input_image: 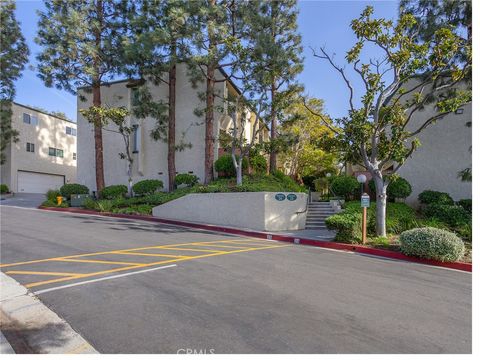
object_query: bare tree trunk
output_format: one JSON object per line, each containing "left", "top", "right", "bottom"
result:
{"left": 127, "top": 161, "right": 133, "bottom": 197}
{"left": 373, "top": 173, "right": 387, "bottom": 237}
{"left": 269, "top": 82, "right": 277, "bottom": 172}
{"left": 168, "top": 56, "right": 176, "bottom": 192}
{"left": 204, "top": 63, "right": 215, "bottom": 184}
{"left": 235, "top": 155, "right": 243, "bottom": 186}
{"left": 92, "top": 85, "right": 105, "bottom": 192}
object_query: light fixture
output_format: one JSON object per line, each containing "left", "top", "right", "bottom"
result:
{"left": 356, "top": 174, "right": 367, "bottom": 184}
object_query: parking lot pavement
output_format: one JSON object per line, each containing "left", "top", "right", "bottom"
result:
{"left": 0, "top": 193, "right": 45, "bottom": 208}
{"left": 0, "top": 206, "right": 472, "bottom": 354}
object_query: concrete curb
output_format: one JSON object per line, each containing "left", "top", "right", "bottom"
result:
{"left": 0, "top": 272, "right": 98, "bottom": 354}
{"left": 39, "top": 206, "right": 472, "bottom": 272}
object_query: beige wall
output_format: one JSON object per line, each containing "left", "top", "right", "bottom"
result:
{"left": 0, "top": 103, "right": 77, "bottom": 192}
{"left": 77, "top": 64, "right": 242, "bottom": 191}
{"left": 152, "top": 192, "right": 307, "bottom": 231}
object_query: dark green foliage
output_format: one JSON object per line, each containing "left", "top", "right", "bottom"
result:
{"left": 214, "top": 155, "right": 248, "bottom": 178}
{"left": 100, "top": 185, "right": 128, "bottom": 199}
{"left": 302, "top": 175, "right": 316, "bottom": 190}
{"left": 132, "top": 179, "right": 163, "bottom": 196}
{"left": 399, "top": 227, "right": 465, "bottom": 262}
{"left": 45, "top": 189, "right": 61, "bottom": 201}
{"left": 60, "top": 183, "right": 89, "bottom": 200}
{"left": 330, "top": 176, "right": 358, "bottom": 199}
{"left": 326, "top": 201, "right": 417, "bottom": 243}
{"left": 248, "top": 154, "right": 267, "bottom": 175}
{"left": 175, "top": 173, "right": 199, "bottom": 187}
{"left": 418, "top": 190, "right": 454, "bottom": 205}
{"left": 424, "top": 204, "right": 470, "bottom": 227}
{"left": 0, "top": 184, "right": 9, "bottom": 194}
{"left": 41, "top": 199, "right": 68, "bottom": 208}
{"left": 387, "top": 177, "right": 412, "bottom": 199}
{"left": 112, "top": 204, "right": 153, "bottom": 216}
{"left": 457, "top": 199, "right": 472, "bottom": 214}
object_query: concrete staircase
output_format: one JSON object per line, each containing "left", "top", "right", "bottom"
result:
{"left": 305, "top": 202, "right": 336, "bottom": 230}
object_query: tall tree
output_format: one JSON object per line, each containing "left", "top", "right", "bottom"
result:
{"left": 247, "top": 0, "right": 303, "bottom": 172}
{"left": 36, "top": 0, "right": 125, "bottom": 192}
{"left": 0, "top": 0, "right": 29, "bottom": 164}
{"left": 310, "top": 6, "right": 471, "bottom": 236}
{"left": 122, "top": 0, "right": 193, "bottom": 191}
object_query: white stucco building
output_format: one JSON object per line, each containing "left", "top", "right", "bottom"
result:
{"left": 77, "top": 64, "right": 268, "bottom": 192}
{"left": 0, "top": 102, "right": 77, "bottom": 193}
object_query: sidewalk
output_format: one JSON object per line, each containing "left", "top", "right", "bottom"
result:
{"left": 0, "top": 331, "right": 14, "bottom": 354}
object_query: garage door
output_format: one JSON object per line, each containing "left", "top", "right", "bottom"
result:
{"left": 17, "top": 171, "right": 65, "bottom": 193}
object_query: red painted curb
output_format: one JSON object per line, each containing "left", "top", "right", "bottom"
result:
{"left": 39, "top": 206, "right": 472, "bottom": 272}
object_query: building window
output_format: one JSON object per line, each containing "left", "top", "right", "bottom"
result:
{"left": 23, "top": 113, "right": 38, "bottom": 125}
{"left": 73, "top": 152, "right": 77, "bottom": 160}
{"left": 49, "top": 147, "right": 63, "bottom": 158}
{"left": 26, "top": 142, "right": 35, "bottom": 153}
{"left": 66, "top": 126, "right": 77, "bottom": 136}
{"left": 23, "top": 113, "right": 30, "bottom": 124}
{"left": 132, "top": 124, "right": 140, "bottom": 153}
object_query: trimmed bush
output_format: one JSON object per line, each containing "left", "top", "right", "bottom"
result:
{"left": 387, "top": 177, "right": 412, "bottom": 199}
{"left": 325, "top": 212, "right": 362, "bottom": 244}
{"left": 0, "top": 184, "right": 9, "bottom": 194}
{"left": 60, "top": 183, "right": 89, "bottom": 200}
{"left": 132, "top": 179, "right": 163, "bottom": 196}
{"left": 399, "top": 227, "right": 464, "bottom": 262}
{"left": 46, "top": 189, "right": 61, "bottom": 202}
{"left": 41, "top": 199, "right": 69, "bottom": 208}
{"left": 175, "top": 173, "right": 199, "bottom": 187}
{"left": 424, "top": 204, "right": 470, "bottom": 227}
{"left": 100, "top": 185, "right": 128, "bottom": 199}
{"left": 418, "top": 190, "right": 454, "bottom": 205}
{"left": 330, "top": 176, "right": 358, "bottom": 199}
{"left": 248, "top": 154, "right": 267, "bottom": 174}
{"left": 457, "top": 199, "right": 472, "bottom": 214}
{"left": 214, "top": 154, "right": 248, "bottom": 178}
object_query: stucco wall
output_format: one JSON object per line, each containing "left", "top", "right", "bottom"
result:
{"left": 152, "top": 192, "right": 307, "bottom": 231}
{"left": 1, "top": 103, "right": 77, "bottom": 192}
{"left": 77, "top": 63, "right": 226, "bottom": 192}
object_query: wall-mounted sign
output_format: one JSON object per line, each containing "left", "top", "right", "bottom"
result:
{"left": 361, "top": 194, "right": 370, "bottom": 208}
{"left": 287, "top": 194, "right": 297, "bottom": 201}
{"left": 275, "top": 193, "right": 286, "bottom": 201}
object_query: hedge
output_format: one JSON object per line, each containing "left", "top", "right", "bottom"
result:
{"left": 1, "top": 184, "right": 9, "bottom": 194}
{"left": 330, "top": 176, "right": 358, "bottom": 199}
{"left": 457, "top": 199, "right": 472, "bottom": 214}
{"left": 399, "top": 227, "right": 465, "bottom": 262}
{"left": 387, "top": 177, "right": 412, "bottom": 199}
{"left": 423, "top": 204, "right": 470, "bottom": 227}
{"left": 418, "top": 190, "right": 454, "bottom": 205}
{"left": 132, "top": 179, "right": 163, "bottom": 196}
{"left": 60, "top": 183, "right": 89, "bottom": 200}
{"left": 100, "top": 185, "right": 128, "bottom": 199}
{"left": 175, "top": 173, "right": 199, "bottom": 187}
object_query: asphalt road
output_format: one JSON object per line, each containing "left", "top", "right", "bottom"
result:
{"left": 0, "top": 205, "right": 472, "bottom": 354}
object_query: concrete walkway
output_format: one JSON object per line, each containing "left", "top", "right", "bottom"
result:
{"left": 0, "top": 193, "right": 45, "bottom": 208}
{"left": 272, "top": 228, "right": 336, "bottom": 241}
{"left": 0, "top": 331, "right": 14, "bottom": 354}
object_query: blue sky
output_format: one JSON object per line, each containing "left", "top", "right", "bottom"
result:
{"left": 13, "top": 0, "right": 399, "bottom": 122}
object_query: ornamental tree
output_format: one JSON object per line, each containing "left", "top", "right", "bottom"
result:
{"left": 36, "top": 0, "right": 126, "bottom": 192}
{"left": 309, "top": 6, "right": 471, "bottom": 236}
{"left": 0, "top": 0, "right": 29, "bottom": 164}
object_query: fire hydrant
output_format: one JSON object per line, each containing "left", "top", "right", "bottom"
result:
{"left": 56, "top": 196, "right": 63, "bottom": 206}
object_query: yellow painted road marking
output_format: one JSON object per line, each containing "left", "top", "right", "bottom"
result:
{"left": 113, "top": 251, "right": 190, "bottom": 259}
{"left": 23, "top": 243, "right": 290, "bottom": 288}
{"left": 187, "top": 243, "right": 253, "bottom": 249}
{"left": 160, "top": 247, "right": 223, "bottom": 253}
{"left": 55, "top": 258, "right": 144, "bottom": 266}
{"left": 5, "top": 270, "right": 83, "bottom": 277}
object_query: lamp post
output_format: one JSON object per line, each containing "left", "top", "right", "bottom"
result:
{"left": 356, "top": 174, "right": 368, "bottom": 244}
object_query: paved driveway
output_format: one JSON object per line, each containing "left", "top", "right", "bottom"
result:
{"left": 0, "top": 206, "right": 472, "bottom": 354}
{"left": 0, "top": 193, "right": 45, "bottom": 208}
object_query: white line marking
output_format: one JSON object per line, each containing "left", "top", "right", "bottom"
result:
{"left": 33, "top": 264, "right": 177, "bottom": 295}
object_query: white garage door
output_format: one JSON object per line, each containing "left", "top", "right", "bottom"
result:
{"left": 17, "top": 171, "right": 65, "bottom": 194}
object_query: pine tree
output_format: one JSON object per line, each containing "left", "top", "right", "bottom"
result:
{"left": 122, "top": 0, "right": 193, "bottom": 191}
{"left": 247, "top": 0, "right": 303, "bottom": 173}
{"left": 36, "top": 0, "right": 125, "bottom": 192}
{"left": 0, "top": 0, "right": 29, "bottom": 164}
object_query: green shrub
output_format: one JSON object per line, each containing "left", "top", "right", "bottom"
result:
{"left": 325, "top": 212, "right": 362, "bottom": 244}
{"left": 41, "top": 199, "right": 68, "bottom": 208}
{"left": 424, "top": 204, "right": 470, "bottom": 227}
{"left": 83, "top": 197, "right": 98, "bottom": 210}
{"left": 100, "top": 185, "right": 128, "bottom": 199}
{"left": 457, "top": 199, "right": 472, "bottom": 214}
{"left": 95, "top": 199, "right": 113, "bottom": 212}
{"left": 418, "top": 190, "right": 454, "bottom": 205}
{"left": 132, "top": 179, "right": 163, "bottom": 196}
{"left": 112, "top": 204, "right": 152, "bottom": 215}
{"left": 399, "top": 227, "right": 465, "bottom": 262}
{"left": 214, "top": 154, "right": 247, "bottom": 178}
{"left": 248, "top": 154, "right": 267, "bottom": 174}
{"left": 46, "top": 189, "right": 61, "bottom": 202}
{"left": 387, "top": 177, "right": 412, "bottom": 199}
{"left": 0, "top": 184, "right": 9, "bottom": 194}
{"left": 455, "top": 223, "right": 472, "bottom": 242}
{"left": 175, "top": 173, "right": 199, "bottom": 187}
{"left": 330, "top": 176, "right": 358, "bottom": 199}
{"left": 60, "top": 183, "right": 89, "bottom": 200}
